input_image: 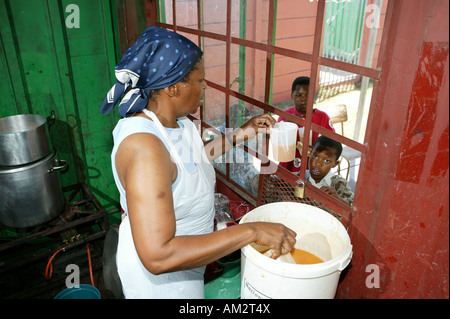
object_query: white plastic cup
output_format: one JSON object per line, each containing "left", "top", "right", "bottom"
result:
{"left": 269, "top": 122, "right": 298, "bottom": 162}
{"left": 240, "top": 202, "right": 352, "bottom": 299}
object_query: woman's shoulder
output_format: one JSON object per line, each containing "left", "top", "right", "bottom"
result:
{"left": 114, "top": 117, "right": 160, "bottom": 136}
{"left": 113, "top": 117, "right": 163, "bottom": 146}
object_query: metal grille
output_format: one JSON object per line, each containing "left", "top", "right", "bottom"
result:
{"left": 257, "top": 172, "right": 348, "bottom": 228}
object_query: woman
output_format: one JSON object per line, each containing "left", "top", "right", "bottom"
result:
{"left": 100, "top": 26, "right": 296, "bottom": 298}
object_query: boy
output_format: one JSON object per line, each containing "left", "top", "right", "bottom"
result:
{"left": 277, "top": 76, "right": 335, "bottom": 173}
{"left": 306, "top": 135, "right": 354, "bottom": 205}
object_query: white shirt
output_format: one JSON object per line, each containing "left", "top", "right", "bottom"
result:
{"left": 305, "top": 169, "right": 335, "bottom": 189}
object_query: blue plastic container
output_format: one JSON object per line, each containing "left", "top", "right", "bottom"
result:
{"left": 54, "top": 284, "right": 101, "bottom": 299}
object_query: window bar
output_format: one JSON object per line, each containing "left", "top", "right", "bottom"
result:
{"left": 264, "top": 0, "right": 276, "bottom": 105}
{"left": 157, "top": 0, "right": 166, "bottom": 23}
{"left": 298, "top": 0, "right": 327, "bottom": 182}
{"left": 362, "top": 0, "right": 394, "bottom": 147}
{"left": 225, "top": 0, "right": 233, "bottom": 181}
{"left": 259, "top": 0, "right": 276, "bottom": 169}
{"left": 197, "top": 0, "right": 204, "bottom": 124}
{"left": 172, "top": 0, "right": 177, "bottom": 32}
{"left": 235, "top": 0, "right": 247, "bottom": 128}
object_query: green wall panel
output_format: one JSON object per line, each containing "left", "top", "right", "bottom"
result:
{"left": 0, "top": 0, "right": 121, "bottom": 211}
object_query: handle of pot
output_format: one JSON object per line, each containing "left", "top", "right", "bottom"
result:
{"left": 48, "top": 159, "right": 68, "bottom": 173}
{"left": 47, "top": 110, "right": 56, "bottom": 127}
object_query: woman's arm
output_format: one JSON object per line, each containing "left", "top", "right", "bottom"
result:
{"left": 116, "top": 132, "right": 296, "bottom": 275}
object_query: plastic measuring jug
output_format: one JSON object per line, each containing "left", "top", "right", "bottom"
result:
{"left": 269, "top": 122, "right": 298, "bottom": 162}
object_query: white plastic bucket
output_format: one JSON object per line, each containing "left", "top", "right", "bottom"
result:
{"left": 240, "top": 202, "right": 352, "bottom": 299}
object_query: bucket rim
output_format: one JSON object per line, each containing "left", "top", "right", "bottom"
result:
{"left": 241, "top": 242, "right": 352, "bottom": 279}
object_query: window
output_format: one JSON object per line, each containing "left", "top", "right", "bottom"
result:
{"left": 155, "top": 0, "right": 391, "bottom": 219}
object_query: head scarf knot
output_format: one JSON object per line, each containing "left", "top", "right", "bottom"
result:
{"left": 100, "top": 26, "right": 202, "bottom": 117}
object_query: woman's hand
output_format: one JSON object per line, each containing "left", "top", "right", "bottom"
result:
{"left": 234, "top": 113, "right": 276, "bottom": 144}
{"left": 204, "top": 113, "right": 276, "bottom": 161}
{"left": 249, "top": 222, "right": 297, "bottom": 259}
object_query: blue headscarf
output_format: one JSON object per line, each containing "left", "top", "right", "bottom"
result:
{"left": 100, "top": 26, "right": 203, "bottom": 117}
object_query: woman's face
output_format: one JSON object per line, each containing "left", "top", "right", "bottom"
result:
{"left": 176, "top": 59, "right": 207, "bottom": 116}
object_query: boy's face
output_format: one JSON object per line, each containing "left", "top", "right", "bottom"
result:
{"left": 292, "top": 84, "right": 309, "bottom": 115}
{"left": 309, "top": 146, "right": 339, "bottom": 183}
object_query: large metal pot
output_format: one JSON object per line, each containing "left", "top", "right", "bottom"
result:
{"left": 0, "top": 112, "right": 55, "bottom": 166}
{"left": 0, "top": 150, "right": 67, "bottom": 228}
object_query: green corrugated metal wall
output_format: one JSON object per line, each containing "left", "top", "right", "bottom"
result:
{"left": 322, "top": 0, "right": 367, "bottom": 63}
{"left": 0, "top": 0, "right": 121, "bottom": 213}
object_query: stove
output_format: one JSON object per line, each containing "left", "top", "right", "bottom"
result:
{"left": 0, "top": 182, "right": 110, "bottom": 298}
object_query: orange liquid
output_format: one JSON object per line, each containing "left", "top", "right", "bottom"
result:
{"left": 272, "top": 143, "right": 296, "bottom": 162}
{"left": 290, "top": 248, "right": 323, "bottom": 264}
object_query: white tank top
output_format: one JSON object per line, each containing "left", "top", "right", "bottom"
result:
{"left": 111, "top": 111, "right": 215, "bottom": 298}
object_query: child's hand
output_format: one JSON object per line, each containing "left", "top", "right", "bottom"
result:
{"left": 320, "top": 186, "right": 350, "bottom": 205}
{"left": 320, "top": 186, "right": 340, "bottom": 200}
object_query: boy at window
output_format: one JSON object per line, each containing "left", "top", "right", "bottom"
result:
{"left": 277, "top": 76, "right": 335, "bottom": 173}
{"left": 306, "top": 135, "right": 354, "bottom": 206}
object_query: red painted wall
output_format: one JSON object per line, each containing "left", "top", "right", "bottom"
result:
{"left": 337, "top": 0, "right": 449, "bottom": 298}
